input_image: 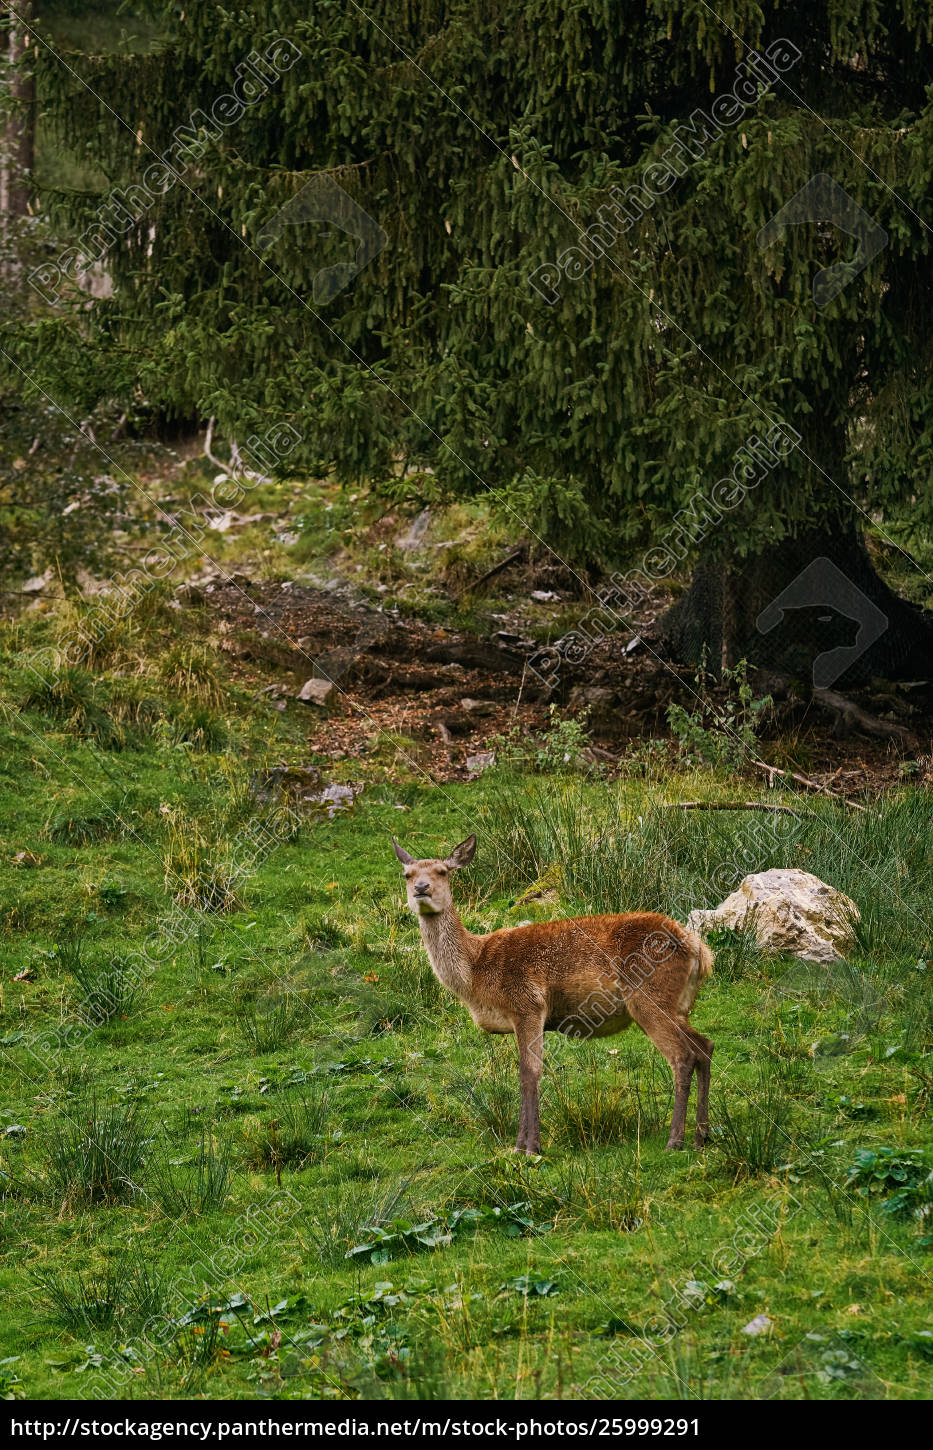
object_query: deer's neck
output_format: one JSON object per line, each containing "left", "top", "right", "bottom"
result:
{"left": 417, "top": 908, "right": 477, "bottom": 1000}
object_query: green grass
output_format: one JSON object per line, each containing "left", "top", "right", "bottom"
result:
{"left": 1, "top": 626, "right": 931, "bottom": 1400}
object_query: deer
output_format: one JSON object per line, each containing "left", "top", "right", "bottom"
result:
{"left": 392, "top": 833, "right": 714, "bottom": 1156}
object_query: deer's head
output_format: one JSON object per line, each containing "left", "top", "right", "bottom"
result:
{"left": 392, "top": 834, "right": 476, "bottom": 916}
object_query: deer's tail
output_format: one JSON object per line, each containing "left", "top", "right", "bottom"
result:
{"left": 677, "top": 929, "right": 714, "bottom": 1016}
{"left": 695, "top": 935, "right": 715, "bottom": 982}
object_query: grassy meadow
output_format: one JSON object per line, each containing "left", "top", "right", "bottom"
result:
{"left": 0, "top": 602, "right": 931, "bottom": 1402}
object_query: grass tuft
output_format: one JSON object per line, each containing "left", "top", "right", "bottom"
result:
{"left": 62, "top": 939, "right": 144, "bottom": 1025}
{"left": 149, "top": 1130, "right": 234, "bottom": 1216}
{"left": 43, "top": 1096, "right": 151, "bottom": 1208}
{"left": 242, "top": 1085, "right": 333, "bottom": 1173}
{"left": 34, "top": 1255, "right": 169, "bottom": 1333}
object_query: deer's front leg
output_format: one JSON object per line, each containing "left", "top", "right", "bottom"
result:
{"left": 513, "top": 1011, "right": 545, "bottom": 1156}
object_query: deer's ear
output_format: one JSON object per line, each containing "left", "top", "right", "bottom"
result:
{"left": 446, "top": 833, "right": 476, "bottom": 869}
{"left": 392, "top": 837, "right": 415, "bottom": 865}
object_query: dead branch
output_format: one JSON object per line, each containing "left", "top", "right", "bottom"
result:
{"left": 673, "top": 801, "right": 811, "bottom": 817}
{"left": 465, "top": 547, "right": 525, "bottom": 594}
{"left": 750, "top": 759, "right": 868, "bottom": 812}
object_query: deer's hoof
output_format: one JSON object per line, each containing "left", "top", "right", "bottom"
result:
{"left": 693, "top": 1130, "right": 709, "bottom": 1149}
{"left": 665, "top": 1137, "right": 684, "bottom": 1152}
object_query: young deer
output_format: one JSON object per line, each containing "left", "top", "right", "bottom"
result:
{"left": 393, "top": 834, "right": 714, "bottom": 1155}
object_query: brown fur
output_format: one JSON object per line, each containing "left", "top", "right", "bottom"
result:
{"left": 393, "top": 834, "right": 714, "bottom": 1155}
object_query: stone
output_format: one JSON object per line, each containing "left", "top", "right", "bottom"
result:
{"left": 174, "top": 582, "right": 206, "bottom": 607}
{"left": 741, "top": 1314, "right": 772, "bottom": 1337}
{"left": 687, "top": 868, "right": 859, "bottom": 964}
{"left": 296, "top": 678, "right": 337, "bottom": 708}
{"left": 249, "top": 766, "right": 321, "bottom": 804}
{"left": 568, "top": 685, "right": 618, "bottom": 737}
{"left": 22, "top": 569, "right": 54, "bottom": 594}
{"left": 310, "top": 783, "right": 363, "bottom": 818}
{"left": 466, "top": 751, "right": 496, "bottom": 775}
{"left": 460, "top": 697, "right": 497, "bottom": 716}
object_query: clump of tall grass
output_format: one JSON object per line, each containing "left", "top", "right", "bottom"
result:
{"left": 446, "top": 1042, "right": 516, "bottom": 1146}
{"left": 172, "top": 1320, "right": 228, "bottom": 1382}
{"left": 46, "top": 582, "right": 177, "bottom": 676}
{"left": 150, "top": 1130, "right": 233, "bottom": 1215}
{"left": 165, "top": 703, "right": 229, "bottom": 752}
{"left": 303, "top": 1181, "right": 411, "bottom": 1267}
{"left": 19, "top": 665, "right": 124, "bottom": 747}
{"left": 234, "top": 989, "right": 307, "bottom": 1054}
{"left": 545, "top": 1049, "right": 635, "bottom": 1148}
{"left": 157, "top": 643, "right": 224, "bottom": 708}
{"left": 58, "top": 937, "right": 143, "bottom": 1025}
{"left": 44, "top": 1096, "right": 150, "bottom": 1207}
{"left": 445, "top": 1033, "right": 672, "bottom": 1153}
{"left": 476, "top": 775, "right": 933, "bottom": 973}
{"left": 296, "top": 908, "right": 353, "bottom": 951}
{"left": 899, "top": 969, "right": 933, "bottom": 1056}
{"left": 545, "top": 1044, "right": 671, "bottom": 1148}
{"left": 34, "top": 1255, "right": 168, "bottom": 1333}
{"left": 464, "top": 1151, "right": 659, "bottom": 1234}
{"left": 241, "top": 1084, "right": 333, "bottom": 1172}
{"left": 162, "top": 812, "right": 240, "bottom": 911}
{"left": 703, "top": 924, "right": 769, "bottom": 983}
{"left": 354, "top": 958, "right": 441, "bottom": 1035}
{"left": 475, "top": 776, "right": 692, "bottom": 918}
{"left": 44, "top": 799, "right": 122, "bottom": 845}
{"left": 712, "top": 1066, "right": 799, "bottom": 1180}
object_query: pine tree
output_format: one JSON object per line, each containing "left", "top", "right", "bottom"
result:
{"left": 8, "top": 1, "right": 933, "bottom": 681}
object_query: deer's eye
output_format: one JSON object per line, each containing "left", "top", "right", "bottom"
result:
{"left": 438, "top": 867, "right": 448, "bottom": 876}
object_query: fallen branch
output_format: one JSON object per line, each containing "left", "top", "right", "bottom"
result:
{"left": 465, "top": 547, "right": 525, "bottom": 594}
{"left": 750, "top": 759, "right": 868, "bottom": 812}
{"left": 583, "top": 744, "right": 619, "bottom": 762}
{"left": 203, "top": 417, "right": 271, "bottom": 488}
{"left": 673, "top": 801, "right": 811, "bottom": 817}
{"left": 203, "top": 415, "right": 225, "bottom": 475}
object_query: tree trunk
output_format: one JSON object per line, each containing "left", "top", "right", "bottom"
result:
{"left": 2, "top": 2, "right": 34, "bottom": 219}
{"left": 660, "top": 523, "right": 933, "bottom": 687}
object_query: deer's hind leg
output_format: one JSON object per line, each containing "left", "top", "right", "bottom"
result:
{"left": 687, "top": 1029, "right": 713, "bottom": 1147}
{"left": 663, "top": 1034, "right": 696, "bottom": 1152}
{"left": 626, "top": 1003, "right": 700, "bottom": 1151}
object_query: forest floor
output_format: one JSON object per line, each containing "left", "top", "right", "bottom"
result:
{"left": 196, "top": 571, "right": 932, "bottom": 793}
{"left": 0, "top": 456, "right": 931, "bottom": 1400}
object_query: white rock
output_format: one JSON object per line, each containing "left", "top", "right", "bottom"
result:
{"left": 309, "top": 783, "right": 362, "bottom": 818}
{"left": 741, "top": 1314, "right": 772, "bottom": 1337}
{"left": 207, "top": 511, "right": 237, "bottom": 532}
{"left": 466, "top": 751, "right": 496, "bottom": 775}
{"left": 460, "top": 697, "right": 496, "bottom": 716}
{"left": 22, "top": 568, "right": 54, "bottom": 593}
{"left": 687, "top": 868, "right": 859, "bottom": 964}
{"left": 296, "top": 678, "right": 337, "bottom": 708}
